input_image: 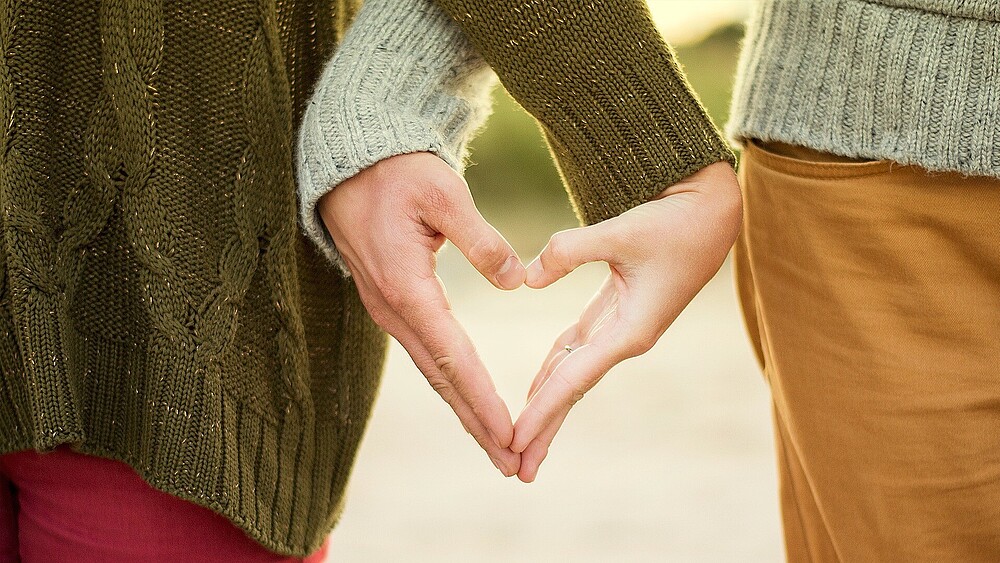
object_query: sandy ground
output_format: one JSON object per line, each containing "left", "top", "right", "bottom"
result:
{"left": 323, "top": 246, "right": 783, "bottom": 562}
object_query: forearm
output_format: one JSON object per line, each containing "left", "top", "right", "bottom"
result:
{"left": 296, "top": 0, "right": 497, "bottom": 273}
{"left": 431, "top": 0, "right": 736, "bottom": 225}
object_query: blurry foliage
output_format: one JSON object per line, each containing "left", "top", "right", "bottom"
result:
{"left": 464, "top": 22, "right": 744, "bottom": 257}
{"left": 676, "top": 22, "right": 744, "bottom": 132}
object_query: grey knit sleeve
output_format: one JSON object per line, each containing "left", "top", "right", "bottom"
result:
{"left": 295, "top": 0, "right": 498, "bottom": 275}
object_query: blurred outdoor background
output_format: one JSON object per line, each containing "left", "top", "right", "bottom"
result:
{"left": 327, "top": 1, "right": 783, "bottom": 561}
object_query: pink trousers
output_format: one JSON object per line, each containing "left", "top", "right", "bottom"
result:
{"left": 0, "top": 446, "right": 329, "bottom": 562}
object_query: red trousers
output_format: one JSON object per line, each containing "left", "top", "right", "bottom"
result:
{"left": 0, "top": 447, "right": 329, "bottom": 562}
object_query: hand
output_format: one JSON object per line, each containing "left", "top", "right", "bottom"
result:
{"left": 317, "top": 152, "right": 526, "bottom": 477}
{"left": 512, "top": 161, "right": 743, "bottom": 482}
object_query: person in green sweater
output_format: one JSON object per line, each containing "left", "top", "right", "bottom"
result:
{"left": 0, "top": 0, "right": 739, "bottom": 559}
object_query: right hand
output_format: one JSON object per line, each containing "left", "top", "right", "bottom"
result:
{"left": 317, "top": 152, "right": 525, "bottom": 477}
{"left": 512, "top": 161, "right": 743, "bottom": 482}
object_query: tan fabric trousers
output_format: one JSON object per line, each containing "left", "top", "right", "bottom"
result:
{"left": 735, "top": 140, "right": 1000, "bottom": 562}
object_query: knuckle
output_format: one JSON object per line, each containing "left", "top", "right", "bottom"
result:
{"left": 365, "top": 306, "right": 392, "bottom": 329}
{"left": 525, "top": 401, "right": 550, "bottom": 422}
{"left": 426, "top": 374, "right": 457, "bottom": 402}
{"left": 466, "top": 396, "right": 489, "bottom": 420}
{"left": 357, "top": 292, "right": 394, "bottom": 329}
{"left": 469, "top": 235, "right": 507, "bottom": 270}
{"left": 545, "top": 232, "right": 574, "bottom": 271}
{"left": 373, "top": 271, "right": 426, "bottom": 314}
{"left": 421, "top": 180, "right": 459, "bottom": 217}
{"left": 434, "top": 353, "right": 490, "bottom": 410}
{"left": 380, "top": 283, "right": 408, "bottom": 311}
{"left": 624, "top": 333, "right": 658, "bottom": 357}
{"left": 433, "top": 354, "right": 459, "bottom": 381}
{"left": 434, "top": 355, "right": 455, "bottom": 380}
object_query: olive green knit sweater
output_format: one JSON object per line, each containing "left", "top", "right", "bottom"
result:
{"left": 0, "top": 0, "right": 732, "bottom": 555}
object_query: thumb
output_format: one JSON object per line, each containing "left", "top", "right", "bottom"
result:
{"left": 434, "top": 196, "right": 525, "bottom": 291}
{"left": 525, "top": 222, "right": 618, "bottom": 289}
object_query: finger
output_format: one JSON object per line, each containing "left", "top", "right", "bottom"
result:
{"left": 512, "top": 341, "right": 620, "bottom": 453}
{"left": 397, "top": 279, "right": 515, "bottom": 451}
{"left": 528, "top": 278, "right": 623, "bottom": 402}
{"left": 525, "top": 222, "right": 619, "bottom": 289}
{"left": 395, "top": 326, "right": 520, "bottom": 477}
{"left": 367, "top": 287, "right": 520, "bottom": 476}
{"left": 353, "top": 273, "right": 519, "bottom": 475}
{"left": 424, "top": 192, "right": 524, "bottom": 291}
{"left": 528, "top": 348, "right": 568, "bottom": 403}
{"left": 527, "top": 324, "right": 578, "bottom": 402}
{"left": 517, "top": 407, "right": 571, "bottom": 483}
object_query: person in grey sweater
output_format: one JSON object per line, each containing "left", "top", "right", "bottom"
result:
{"left": 301, "top": 0, "right": 999, "bottom": 560}
{"left": 727, "top": 1, "right": 1000, "bottom": 561}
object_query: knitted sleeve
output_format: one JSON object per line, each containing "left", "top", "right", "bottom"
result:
{"left": 431, "top": 0, "right": 737, "bottom": 225}
{"left": 295, "top": 0, "right": 497, "bottom": 274}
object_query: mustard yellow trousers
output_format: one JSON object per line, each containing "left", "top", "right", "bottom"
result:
{"left": 735, "top": 140, "right": 1000, "bottom": 562}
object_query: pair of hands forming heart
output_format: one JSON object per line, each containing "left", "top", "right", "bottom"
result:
{"left": 318, "top": 152, "right": 742, "bottom": 483}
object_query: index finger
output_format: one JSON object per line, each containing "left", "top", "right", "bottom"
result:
{"left": 511, "top": 339, "right": 622, "bottom": 453}
{"left": 396, "top": 277, "right": 515, "bottom": 450}
{"left": 388, "top": 313, "right": 520, "bottom": 477}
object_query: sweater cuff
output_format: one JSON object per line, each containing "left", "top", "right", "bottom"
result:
{"left": 432, "top": 0, "right": 736, "bottom": 226}
{"left": 295, "top": 0, "right": 497, "bottom": 275}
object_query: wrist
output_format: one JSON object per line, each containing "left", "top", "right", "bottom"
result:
{"left": 651, "top": 160, "right": 738, "bottom": 200}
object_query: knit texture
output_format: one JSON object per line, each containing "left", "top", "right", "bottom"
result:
{"left": 728, "top": 0, "right": 1000, "bottom": 177}
{"left": 0, "top": 1, "right": 383, "bottom": 556}
{"left": 297, "top": 0, "right": 497, "bottom": 276}
{"left": 0, "top": 0, "right": 733, "bottom": 556}
{"left": 432, "top": 0, "right": 737, "bottom": 226}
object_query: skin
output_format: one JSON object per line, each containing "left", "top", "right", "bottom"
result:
{"left": 318, "top": 152, "right": 742, "bottom": 482}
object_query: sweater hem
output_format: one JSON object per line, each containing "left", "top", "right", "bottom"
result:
{"left": 0, "top": 304, "right": 385, "bottom": 558}
{"left": 0, "top": 407, "right": 354, "bottom": 558}
{"left": 74, "top": 443, "right": 333, "bottom": 558}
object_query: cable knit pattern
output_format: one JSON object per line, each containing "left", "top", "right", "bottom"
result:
{"left": 0, "top": 1, "right": 382, "bottom": 556}
{"left": 0, "top": 0, "right": 732, "bottom": 556}
{"left": 297, "top": 0, "right": 497, "bottom": 276}
{"left": 728, "top": 0, "right": 1000, "bottom": 177}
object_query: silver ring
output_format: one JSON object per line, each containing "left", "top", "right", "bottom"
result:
{"left": 564, "top": 345, "right": 574, "bottom": 353}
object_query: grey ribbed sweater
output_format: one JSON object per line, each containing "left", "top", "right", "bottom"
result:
{"left": 728, "top": 0, "right": 1000, "bottom": 177}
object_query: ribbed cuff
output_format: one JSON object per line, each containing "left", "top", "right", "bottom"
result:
{"left": 295, "top": 0, "right": 497, "bottom": 275}
{"left": 727, "top": 0, "right": 1000, "bottom": 178}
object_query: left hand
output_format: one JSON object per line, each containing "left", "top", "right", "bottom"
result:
{"left": 317, "top": 152, "right": 525, "bottom": 477}
{"left": 511, "top": 161, "right": 743, "bottom": 482}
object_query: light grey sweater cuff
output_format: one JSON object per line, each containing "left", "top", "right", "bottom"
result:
{"left": 295, "top": 0, "right": 497, "bottom": 276}
{"left": 727, "top": 0, "right": 1000, "bottom": 178}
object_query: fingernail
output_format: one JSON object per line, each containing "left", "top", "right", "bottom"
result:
{"left": 494, "top": 256, "right": 523, "bottom": 290}
{"left": 525, "top": 258, "right": 542, "bottom": 285}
